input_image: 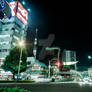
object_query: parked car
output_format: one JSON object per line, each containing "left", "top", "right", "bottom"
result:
{"left": 14, "top": 74, "right": 22, "bottom": 80}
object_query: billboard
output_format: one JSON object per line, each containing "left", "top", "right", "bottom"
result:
{"left": 8, "top": 1, "right": 28, "bottom": 25}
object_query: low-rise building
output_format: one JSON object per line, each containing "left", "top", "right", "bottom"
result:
{"left": 0, "top": 69, "right": 13, "bottom": 80}
{"left": 88, "top": 67, "right": 92, "bottom": 79}
{"left": 26, "top": 58, "right": 47, "bottom": 80}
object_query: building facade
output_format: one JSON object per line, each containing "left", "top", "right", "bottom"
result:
{"left": 88, "top": 68, "right": 92, "bottom": 79}
{"left": 62, "top": 49, "right": 78, "bottom": 71}
{"left": 0, "top": 1, "right": 28, "bottom": 65}
{"left": 26, "top": 59, "right": 47, "bottom": 80}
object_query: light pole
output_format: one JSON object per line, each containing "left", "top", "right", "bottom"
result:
{"left": 17, "top": 41, "right": 24, "bottom": 79}
{"left": 46, "top": 47, "right": 61, "bottom": 77}
{"left": 48, "top": 60, "right": 51, "bottom": 78}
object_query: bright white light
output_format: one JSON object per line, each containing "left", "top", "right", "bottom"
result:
{"left": 0, "top": 35, "right": 10, "bottom": 38}
{"left": 22, "top": 1, "right": 25, "bottom": 5}
{"left": 20, "top": 60, "right": 22, "bottom": 63}
{"left": 78, "top": 82, "right": 85, "bottom": 86}
{"left": 19, "top": 41, "right": 24, "bottom": 46}
{"left": 63, "top": 61, "right": 78, "bottom": 65}
{"left": 13, "top": 36, "right": 19, "bottom": 41}
{"left": 27, "top": 8, "right": 30, "bottom": 12}
{"left": 0, "top": 58, "right": 5, "bottom": 60}
{"left": 88, "top": 56, "right": 92, "bottom": 59}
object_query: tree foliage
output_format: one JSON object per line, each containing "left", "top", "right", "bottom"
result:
{"left": 0, "top": 87, "right": 31, "bottom": 92}
{"left": 2, "top": 46, "right": 27, "bottom": 74}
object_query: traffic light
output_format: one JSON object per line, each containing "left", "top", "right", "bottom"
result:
{"left": 0, "top": 11, "right": 4, "bottom": 19}
{"left": 56, "top": 60, "right": 62, "bottom": 68}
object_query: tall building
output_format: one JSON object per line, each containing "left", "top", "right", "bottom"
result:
{"left": 62, "top": 49, "right": 78, "bottom": 70}
{"left": 0, "top": 1, "right": 28, "bottom": 65}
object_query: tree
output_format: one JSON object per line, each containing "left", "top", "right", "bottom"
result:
{"left": 2, "top": 46, "right": 27, "bottom": 76}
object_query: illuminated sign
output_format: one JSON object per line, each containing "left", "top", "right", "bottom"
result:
{"left": 8, "top": 1, "right": 28, "bottom": 25}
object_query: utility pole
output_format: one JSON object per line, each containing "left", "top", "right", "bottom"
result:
{"left": 57, "top": 48, "right": 61, "bottom": 61}
{"left": 48, "top": 60, "right": 51, "bottom": 78}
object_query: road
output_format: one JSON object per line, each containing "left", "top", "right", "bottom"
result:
{"left": 0, "top": 82, "right": 92, "bottom": 92}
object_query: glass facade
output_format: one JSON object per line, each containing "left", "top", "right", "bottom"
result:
{"left": 0, "top": 16, "right": 27, "bottom": 63}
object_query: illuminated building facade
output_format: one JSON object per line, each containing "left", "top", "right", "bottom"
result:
{"left": 0, "top": 1, "right": 28, "bottom": 65}
{"left": 26, "top": 59, "right": 47, "bottom": 80}
{"left": 62, "top": 49, "right": 78, "bottom": 71}
{"left": 88, "top": 68, "right": 92, "bottom": 80}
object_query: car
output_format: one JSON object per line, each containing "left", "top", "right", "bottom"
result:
{"left": 14, "top": 74, "right": 22, "bottom": 80}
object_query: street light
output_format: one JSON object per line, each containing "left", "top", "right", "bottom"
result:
{"left": 88, "top": 55, "right": 92, "bottom": 60}
{"left": 17, "top": 40, "right": 25, "bottom": 79}
{"left": 22, "top": 1, "right": 25, "bottom": 5}
{"left": 19, "top": 41, "right": 24, "bottom": 46}
{"left": 27, "top": 8, "right": 31, "bottom": 12}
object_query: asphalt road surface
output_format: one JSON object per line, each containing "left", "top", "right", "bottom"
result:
{"left": 0, "top": 82, "right": 92, "bottom": 92}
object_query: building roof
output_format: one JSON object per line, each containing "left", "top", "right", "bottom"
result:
{"left": 36, "top": 60, "right": 47, "bottom": 68}
{"left": 29, "top": 58, "right": 47, "bottom": 68}
{"left": 26, "top": 70, "right": 43, "bottom": 74}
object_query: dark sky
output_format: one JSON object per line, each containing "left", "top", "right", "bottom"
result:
{"left": 10, "top": 0, "right": 92, "bottom": 69}
{"left": 26, "top": 0, "right": 92, "bottom": 68}
{"left": 28, "top": 0, "right": 91, "bottom": 50}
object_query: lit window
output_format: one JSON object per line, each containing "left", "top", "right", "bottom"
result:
{"left": 0, "top": 35, "right": 10, "bottom": 38}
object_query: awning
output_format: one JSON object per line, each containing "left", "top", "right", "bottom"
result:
{"left": 63, "top": 61, "right": 78, "bottom": 65}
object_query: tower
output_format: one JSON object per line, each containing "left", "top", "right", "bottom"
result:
{"left": 33, "top": 28, "right": 38, "bottom": 59}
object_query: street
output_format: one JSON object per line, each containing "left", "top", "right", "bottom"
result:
{"left": 0, "top": 82, "right": 92, "bottom": 92}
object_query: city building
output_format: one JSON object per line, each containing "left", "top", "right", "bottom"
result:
{"left": 26, "top": 57, "right": 37, "bottom": 67}
{"left": 88, "top": 67, "right": 92, "bottom": 79}
{"left": 26, "top": 58, "right": 47, "bottom": 80}
{"left": 62, "top": 49, "right": 78, "bottom": 71}
{"left": 0, "top": 1, "right": 28, "bottom": 66}
{"left": 0, "top": 68, "right": 13, "bottom": 80}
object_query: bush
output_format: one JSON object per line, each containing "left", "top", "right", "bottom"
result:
{"left": 0, "top": 87, "right": 31, "bottom": 92}
{"left": 0, "top": 80, "right": 34, "bottom": 83}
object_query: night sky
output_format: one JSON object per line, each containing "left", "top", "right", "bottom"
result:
{"left": 27, "top": 0, "right": 92, "bottom": 69}
{"left": 8, "top": 0, "right": 92, "bottom": 69}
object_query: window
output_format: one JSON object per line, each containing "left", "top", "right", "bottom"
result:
{"left": 0, "top": 49, "right": 9, "bottom": 52}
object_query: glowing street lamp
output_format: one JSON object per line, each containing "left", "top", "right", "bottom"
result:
{"left": 88, "top": 55, "right": 92, "bottom": 60}
{"left": 19, "top": 41, "right": 24, "bottom": 46}
{"left": 17, "top": 40, "right": 25, "bottom": 79}
{"left": 27, "top": 8, "right": 31, "bottom": 12}
{"left": 22, "top": 1, "right": 25, "bottom": 5}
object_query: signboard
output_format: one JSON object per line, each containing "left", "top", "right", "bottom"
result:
{"left": 8, "top": 1, "right": 28, "bottom": 25}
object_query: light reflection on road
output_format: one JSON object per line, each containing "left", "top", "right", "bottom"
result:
{"left": 50, "top": 81, "right": 92, "bottom": 86}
